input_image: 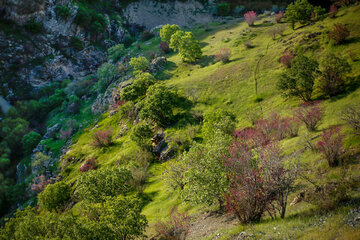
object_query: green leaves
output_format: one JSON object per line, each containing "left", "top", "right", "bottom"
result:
{"left": 121, "top": 72, "right": 155, "bottom": 101}
{"left": 170, "top": 31, "right": 202, "bottom": 63}
{"left": 129, "top": 56, "right": 150, "bottom": 73}
{"left": 277, "top": 55, "right": 319, "bottom": 102}
{"left": 76, "top": 167, "right": 133, "bottom": 203}
{"left": 160, "top": 24, "right": 181, "bottom": 44}
{"left": 38, "top": 181, "right": 71, "bottom": 212}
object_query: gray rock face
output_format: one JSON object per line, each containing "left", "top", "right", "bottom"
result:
{"left": 1, "top": 0, "right": 46, "bottom": 24}
{"left": 124, "top": 0, "right": 215, "bottom": 29}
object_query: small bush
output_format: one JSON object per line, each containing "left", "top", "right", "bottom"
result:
{"left": 130, "top": 124, "right": 153, "bottom": 148}
{"left": 329, "top": 4, "right": 338, "bottom": 18}
{"left": 317, "top": 126, "right": 344, "bottom": 167}
{"left": 38, "top": 181, "right": 71, "bottom": 212}
{"left": 31, "top": 175, "right": 50, "bottom": 193}
{"left": 342, "top": 105, "right": 360, "bottom": 133}
{"left": 268, "top": 25, "right": 286, "bottom": 40}
{"left": 275, "top": 11, "right": 284, "bottom": 23}
{"left": 244, "top": 40, "right": 254, "bottom": 49}
{"left": 317, "top": 53, "right": 351, "bottom": 97}
{"left": 80, "top": 157, "right": 97, "bottom": 172}
{"left": 328, "top": 23, "right": 350, "bottom": 45}
{"left": 215, "top": 47, "right": 231, "bottom": 63}
{"left": 217, "top": 3, "right": 231, "bottom": 16}
{"left": 280, "top": 49, "right": 295, "bottom": 68}
{"left": 160, "top": 42, "right": 171, "bottom": 54}
{"left": 91, "top": 129, "right": 113, "bottom": 147}
{"left": 107, "top": 44, "right": 125, "bottom": 62}
{"left": 22, "top": 131, "right": 42, "bottom": 154}
{"left": 155, "top": 207, "right": 191, "bottom": 240}
{"left": 141, "top": 30, "right": 154, "bottom": 41}
{"left": 294, "top": 102, "right": 324, "bottom": 131}
{"left": 24, "top": 18, "right": 43, "bottom": 34}
{"left": 74, "top": 6, "right": 91, "bottom": 27}
{"left": 71, "top": 36, "right": 83, "bottom": 51}
{"left": 244, "top": 11, "right": 257, "bottom": 26}
{"left": 129, "top": 56, "right": 150, "bottom": 72}
{"left": 97, "top": 62, "right": 117, "bottom": 93}
{"left": 55, "top": 5, "right": 72, "bottom": 20}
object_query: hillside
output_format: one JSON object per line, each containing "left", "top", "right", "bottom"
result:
{"left": 1, "top": 1, "right": 360, "bottom": 240}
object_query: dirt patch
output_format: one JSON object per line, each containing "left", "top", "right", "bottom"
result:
{"left": 187, "top": 211, "right": 239, "bottom": 240}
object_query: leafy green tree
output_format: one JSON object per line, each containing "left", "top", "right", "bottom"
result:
{"left": 97, "top": 62, "right": 117, "bottom": 93}
{"left": 178, "top": 32, "right": 202, "bottom": 63}
{"left": 129, "top": 56, "right": 150, "bottom": 73}
{"left": 183, "top": 133, "right": 231, "bottom": 209}
{"left": 277, "top": 55, "right": 319, "bottom": 102}
{"left": 130, "top": 124, "right": 153, "bottom": 147}
{"left": 22, "top": 131, "right": 42, "bottom": 154}
{"left": 139, "top": 84, "right": 177, "bottom": 127}
{"left": 108, "top": 44, "right": 125, "bottom": 62}
{"left": 285, "top": 0, "right": 314, "bottom": 29}
{"left": 170, "top": 31, "right": 202, "bottom": 63}
{"left": 160, "top": 24, "right": 181, "bottom": 44}
{"left": 76, "top": 167, "right": 133, "bottom": 203}
{"left": 121, "top": 72, "right": 155, "bottom": 101}
{"left": 0, "top": 118, "right": 29, "bottom": 151}
{"left": 169, "top": 30, "right": 185, "bottom": 51}
{"left": 48, "top": 89, "right": 66, "bottom": 110}
{"left": 74, "top": 6, "right": 91, "bottom": 27}
{"left": 317, "top": 53, "right": 351, "bottom": 97}
{"left": 202, "top": 109, "right": 236, "bottom": 141}
{"left": 38, "top": 181, "right": 71, "bottom": 212}
{"left": 0, "top": 141, "right": 10, "bottom": 169}
{"left": 163, "top": 159, "right": 188, "bottom": 190}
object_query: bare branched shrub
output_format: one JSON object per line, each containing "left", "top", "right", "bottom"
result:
{"left": 342, "top": 104, "right": 360, "bottom": 134}
{"left": 155, "top": 207, "right": 191, "bottom": 240}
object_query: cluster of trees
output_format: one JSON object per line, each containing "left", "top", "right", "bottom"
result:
{"left": 277, "top": 53, "right": 352, "bottom": 101}
{"left": 0, "top": 167, "right": 148, "bottom": 239}
{"left": 160, "top": 24, "right": 202, "bottom": 63}
{"left": 163, "top": 109, "right": 303, "bottom": 223}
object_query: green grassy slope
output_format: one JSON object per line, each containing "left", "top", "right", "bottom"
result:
{"left": 60, "top": 5, "right": 360, "bottom": 239}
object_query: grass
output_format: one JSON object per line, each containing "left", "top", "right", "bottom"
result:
{"left": 59, "top": 5, "right": 360, "bottom": 239}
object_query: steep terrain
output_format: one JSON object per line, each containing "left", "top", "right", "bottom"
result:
{"left": 1, "top": 0, "right": 360, "bottom": 239}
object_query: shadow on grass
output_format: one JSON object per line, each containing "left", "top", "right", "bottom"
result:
{"left": 329, "top": 75, "right": 360, "bottom": 102}
{"left": 155, "top": 61, "right": 177, "bottom": 80}
{"left": 199, "top": 54, "right": 215, "bottom": 68}
{"left": 139, "top": 191, "right": 159, "bottom": 207}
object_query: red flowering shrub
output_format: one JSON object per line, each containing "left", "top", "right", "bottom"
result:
{"left": 275, "top": 11, "right": 284, "bottom": 23}
{"left": 155, "top": 207, "right": 191, "bottom": 240}
{"left": 280, "top": 50, "right": 295, "bottom": 68}
{"left": 328, "top": 23, "right": 350, "bottom": 45}
{"left": 160, "top": 42, "right": 171, "bottom": 54}
{"left": 244, "top": 11, "right": 257, "bottom": 26}
{"left": 215, "top": 47, "right": 231, "bottom": 63}
{"left": 60, "top": 127, "right": 73, "bottom": 140}
{"left": 329, "top": 4, "right": 338, "bottom": 18}
{"left": 31, "top": 175, "right": 51, "bottom": 193}
{"left": 317, "top": 126, "right": 344, "bottom": 167}
{"left": 294, "top": 102, "right": 324, "bottom": 131}
{"left": 224, "top": 131, "right": 274, "bottom": 223}
{"left": 80, "top": 157, "right": 97, "bottom": 172}
{"left": 91, "top": 129, "right": 113, "bottom": 147}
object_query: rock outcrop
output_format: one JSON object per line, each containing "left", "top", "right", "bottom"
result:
{"left": 124, "top": 0, "right": 215, "bottom": 29}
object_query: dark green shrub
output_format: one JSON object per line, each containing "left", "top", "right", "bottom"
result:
{"left": 71, "top": 36, "right": 84, "bottom": 50}
{"left": 130, "top": 124, "right": 153, "bottom": 147}
{"left": 141, "top": 30, "right": 154, "bottom": 41}
{"left": 217, "top": 3, "right": 231, "bottom": 16}
{"left": 317, "top": 53, "right": 351, "bottom": 97}
{"left": 24, "top": 18, "right": 43, "bottom": 34}
{"left": 139, "top": 84, "right": 178, "bottom": 127}
{"left": 38, "top": 181, "right": 71, "bottom": 212}
{"left": 55, "top": 5, "right": 72, "bottom": 20}
{"left": 96, "top": 62, "right": 117, "bottom": 93}
{"left": 74, "top": 6, "right": 92, "bottom": 27}
{"left": 22, "top": 131, "right": 42, "bottom": 154}
{"left": 121, "top": 72, "right": 155, "bottom": 101}
{"left": 0, "top": 118, "right": 29, "bottom": 151}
